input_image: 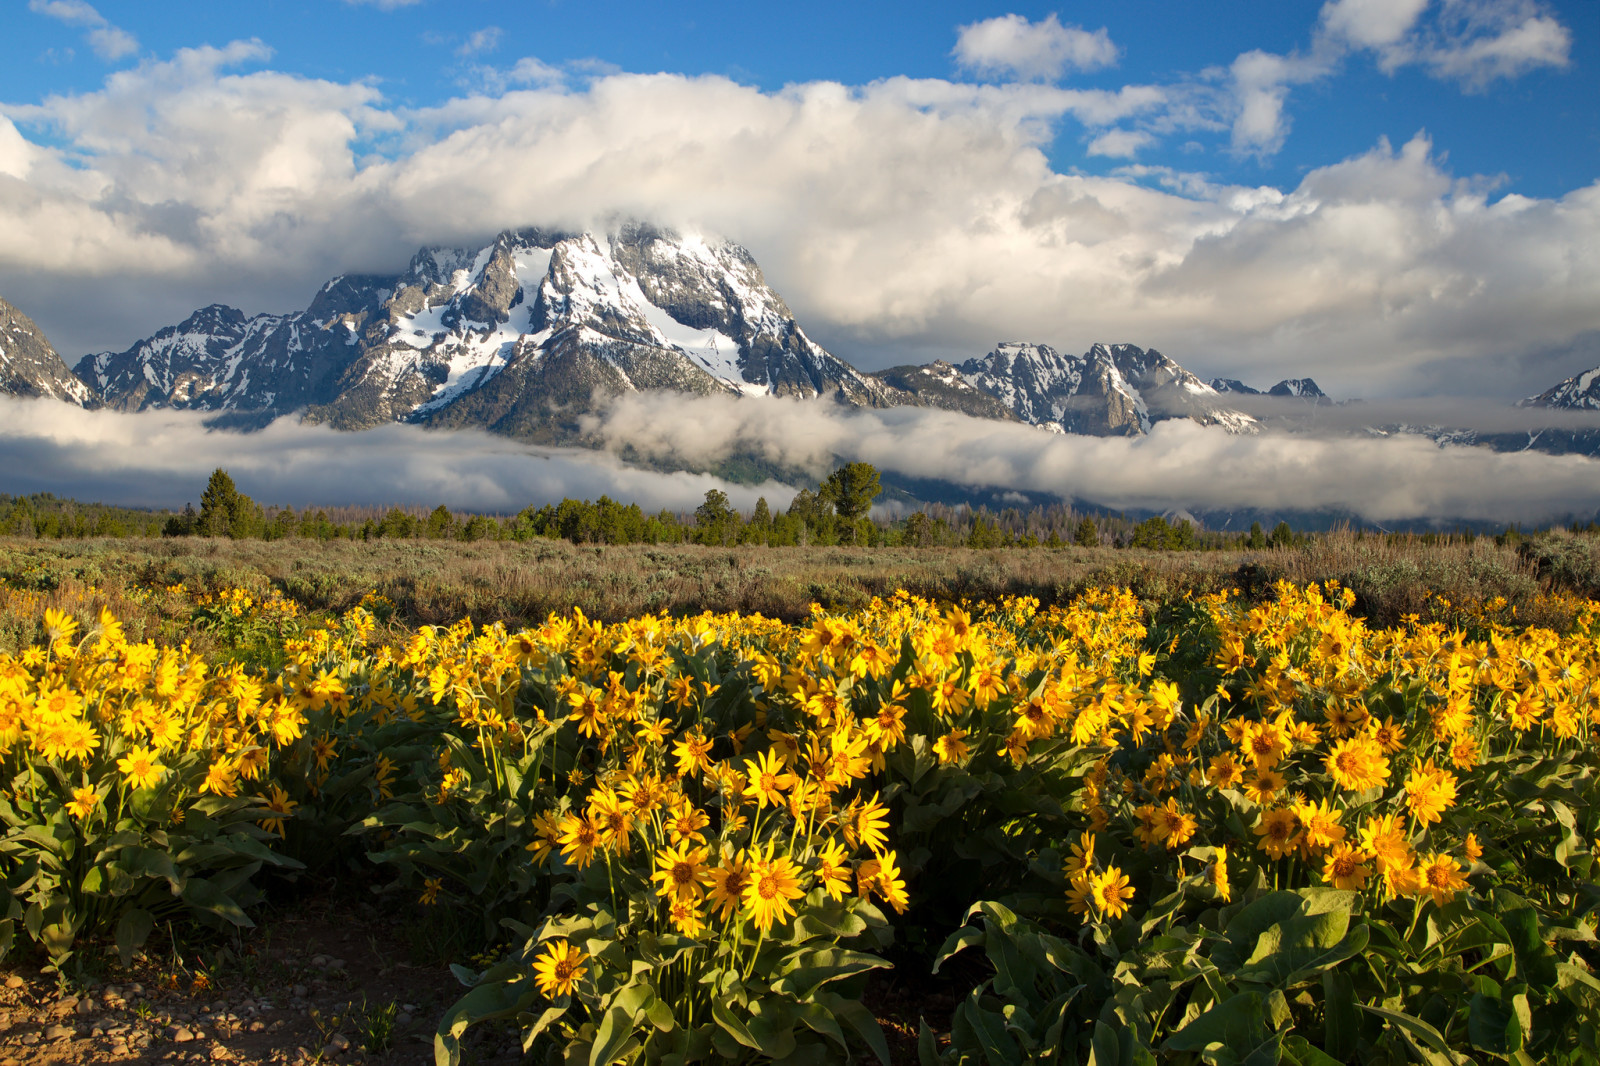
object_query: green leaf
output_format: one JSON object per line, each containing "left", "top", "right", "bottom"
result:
{"left": 1319, "top": 971, "right": 1358, "bottom": 1061}
{"left": 816, "top": 991, "right": 892, "bottom": 1066}
{"left": 1165, "top": 991, "right": 1269, "bottom": 1055}
{"left": 111, "top": 846, "right": 183, "bottom": 893}
{"left": 796, "top": 1002, "right": 848, "bottom": 1056}
{"left": 434, "top": 976, "right": 537, "bottom": 1066}
{"left": 957, "top": 995, "right": 1018, "bottom": 1066}
{"left": 1500, "top": 905, "right": 1559, "bottom": 989}
{"left": 114, "top": 908, "right": 153, "bottom": 968}
{"left": 1234, "top": 911, "right": 1369, "bottom": 990}
{"left": 1468, "top": 994, "right": 1511, "bottom": 1055}
{"left": 918, "top": 1019, "right": 944, "bottom": 1066}
{"left": 1360, "top": 1006, "right": 1456, "bottom": 1064}
{"left": 745, "top": 997, "right": 797, "bottom": 1059}
{"left": 179, "top": 877, "right": 252, "bottom": 928}
{"left": 772, "top": 948, "right": 890, "bottom": 998}
{"left": 1281, "top": 1035, "right": 1344, "bottom": 1066}
{"left": 933, "top": 925, "right": 986, "bottom": 974}
{"left": 712, "top": 997, "right": 761, "bottom": 1051}
{"left": 591, "top": 982, "right": 653, "bottom": 1066}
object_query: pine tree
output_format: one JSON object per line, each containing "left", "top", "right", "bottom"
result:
{"left": 821, "top": 463, "right": 881, "bottom": 544}
{"left": 1073, "top": 517, "right": 1100, "bottom": 547}
{"left": 197, "top": 469, "right": 239, "bottom": 537}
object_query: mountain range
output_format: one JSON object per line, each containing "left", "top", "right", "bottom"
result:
{"left": 4, "top": 224, "right": 1599, "bottom": 458}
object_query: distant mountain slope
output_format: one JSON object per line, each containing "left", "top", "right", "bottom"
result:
{"left": 0, "top": 296, "right": 92, "bottom": 405}
{"left": 955, "top": 342, "right": 1257, "bottom": 435}
{"left": 866, "top": 361, "right": 1020, "bottom": 421}
{"left": 1209, "top": 376, "right": 1327, "bottom": 400}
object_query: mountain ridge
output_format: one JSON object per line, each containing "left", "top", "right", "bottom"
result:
{"left": 5, "top": 224, "right": 1598, "bottom": 464}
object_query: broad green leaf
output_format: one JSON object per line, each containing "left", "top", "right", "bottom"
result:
{"left": 114, "top": 908, "right": 153, "bottom": 968}
{"left": 180, "top": 877, "right": 252, "bottom": 928}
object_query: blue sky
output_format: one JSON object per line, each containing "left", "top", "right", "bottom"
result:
{"left": 2, "top": 0, "right": 1598, "bottom": 399}
{"left": 9, "top": 1, "right": 1595, "bottom": 195}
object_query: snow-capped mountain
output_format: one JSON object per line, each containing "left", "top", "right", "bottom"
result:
{"left": 0, "top": 296, "right": 93, "bottom": 405}
{"left": 79, "top": 225, "right": 897, "bottom": 442}
{"left": 1520, "top": 366, "right": 1600, "bottom": 410}
{"left": 1210, "top": 376, "right": 1328, "bottom": 400}
{"left": 953, "top": 342, "right": 1257, "bottom": 435}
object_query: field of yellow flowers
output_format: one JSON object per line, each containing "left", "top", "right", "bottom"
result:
{"left": 0, "top": 577, "right": 1597, "bottom": 1065}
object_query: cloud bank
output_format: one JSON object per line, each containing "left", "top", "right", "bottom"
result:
{"left": 0, "top": 398, "right": 794, "bottom": 515}
{"left": 585, "top": 393, "right": 1600, "bottom": 525}
{"left": 6, "top": 394, "right": 1595, "bottom": 526}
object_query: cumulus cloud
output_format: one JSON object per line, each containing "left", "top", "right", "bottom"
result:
{"left": 953, "top": 14, "right": 1117, "bottom": 81}
{"left": 28, "top": 0, "right": 139, "bottom": 61}
{"left": 0, "top": 43, "right": 1596, "bottom": 401}
{"left": 1320, "top": 0, "right": 1432, "bottom": 53}
{"left": 0, "top": 398, "right": 792, "bottom": 513}
{"left": 587, "top": 393, "right": 1600, "bottom": 525}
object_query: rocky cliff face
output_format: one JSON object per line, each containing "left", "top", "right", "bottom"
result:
{"left": 0, "top": 297, "right": 92, "bottom": 405}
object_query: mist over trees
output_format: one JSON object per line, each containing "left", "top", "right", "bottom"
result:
{"left": 7, "top": 464, "right": 1566, "bottom": 550}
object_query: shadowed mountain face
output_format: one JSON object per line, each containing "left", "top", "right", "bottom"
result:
{"left": 0, "top": 296, "right": 92, "bottom": 405}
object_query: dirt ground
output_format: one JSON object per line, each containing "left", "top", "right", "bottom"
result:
{"left": 0, "top": 892, "right": 950, "bottom": 1066}
{"left": 0, "top": 900, "right": 522, "bottom": 1066}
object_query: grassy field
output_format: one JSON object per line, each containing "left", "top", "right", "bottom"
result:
{"left": 3, "top": 530, "right": 1597, "bottom": 656}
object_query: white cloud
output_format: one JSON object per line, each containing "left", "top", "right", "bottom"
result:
{"left": 0, "top": 51, "right": 1596, "bottom": 402}
{"left": 4, "top": 392, "right": 1595, "bottom": 525}
{"left": 1226, "top": 49, "right": 1334, "bottom": 156}
{"left": 953, "top": 14, "right": 1117, "bottom": 81}
{"left": 1230, "top": 0, "right": 1572, "bottom": 158}
{"left": 462, "top": 56, "right": 568, "bottom": 95}
{"left": 1419, "top": 0, "right": 1571, "bottom": 88}
{"left": 1320, "top": 0, "right": 1431, "bottom": 51}
{"left": 456, "top": 27, "right": 503, "bottom": 58}
{"left": 587, "top": 392, "right": 1600, "bottom": 525}
{"left": 28, "top": 0, "right": 138, "bottom": 61}
{"left": 0, "top": 398, "right": 792, "bottom": 513}
{"left": 1085, "top": 129, "right": 1154, "bottom": 158}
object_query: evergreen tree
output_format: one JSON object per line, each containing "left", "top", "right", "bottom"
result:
{"left": 695, "top": 490, "right": 737, "bottom": 545}
{"left": 1269, "top": 521, "right": 1295, "bottom": 548}
{"left": 1073, "top": 517, "right": 1100, "bottom": 547}
{"left": 1248, "top": 521, "right": 1267, "bottom": 550}
{"left": 197, "top": 469, "right": 240, "bottom": 537}
{"left": 426, "top": 505, "right": 456, "bottom": 539}
{"left": 821, "top": 463, "right": 881, "bottom": 544}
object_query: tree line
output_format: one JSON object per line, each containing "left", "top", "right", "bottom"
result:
{"left": 6, "top": 471, "right": 1579, "bottom": 551}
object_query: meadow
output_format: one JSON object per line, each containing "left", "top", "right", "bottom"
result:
{"left": 0, "top": 533, "right": 1597, "bottom": 1064}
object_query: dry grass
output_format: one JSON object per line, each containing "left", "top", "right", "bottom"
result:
{"left": 0, "top": 531, "right": 1591, "bottom": 654}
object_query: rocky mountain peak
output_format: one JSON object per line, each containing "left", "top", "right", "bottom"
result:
{"left": 1269, "top": 378, "right": 1326, "bottom": 399}
{"left": 0, "top": 296, "right": 93, "bottom": 405}
{"left": 1520, "top": 366, "right": 1600, "bottom": 410}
